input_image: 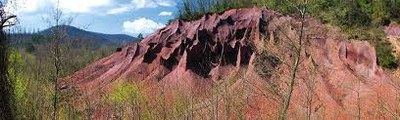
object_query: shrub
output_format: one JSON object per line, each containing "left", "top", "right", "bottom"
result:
{"left": 108, "top": 81, "right": 150, "bottom": 119}
{"left": 255, "top": 51, "right": 281, "bottom": 78}
{"left": 387, "top": 0, "right": 400, "bottom": 23}
{"left": 109, "top": 82, "right": 146, "bottom": 105}
{"left": 308, "top": 0, "right": 398, "bottom": 69}
{"left": 178, "top": 0, "right": 254, "bottom": 21}
{"left": 376, "top": 40, "right": 398, "bottom": 69}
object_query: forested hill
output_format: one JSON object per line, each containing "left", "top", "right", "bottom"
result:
{"left": 11, "top": 25, "right": 138, "bottom": 51}
{"left": 7, "top": 25, "right": 140, "bottom": 80}
{"left": 40, "top": 25, "right": 138, "bottom": 44}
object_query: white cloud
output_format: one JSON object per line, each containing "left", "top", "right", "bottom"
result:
{"left": 107, "top": 6, "right": 130, "bottom": 15}
{"left": 131, "top": 0, "right": 157, "bottom": 9}
{"left": 11, "top": 0, "right": 176, "bottom": 15}
{"left": 10, "top": 0, "right": 112, "bottom": 14}
{"left": 52, "top": 0, "right": 111, "bottom": 13}
{"left": 19, "top": 0, "right": 41, "bottom": 12}
{"left": 7, "top": 0, "right": 45, "bottom": 14}
{"left": 123, "top": 17, "right": 165, "bottom": 34}
{"left": 158, "top": 11, "right": 172, "bottom": 16}
{"left": 107, "top": 0, "right": 176, "bottom": 15}
{"left": 155, "top": 0, "right": 176, "bottom": 7}
{"left": 130, "top": 0, "right": 175, "bottom": 8}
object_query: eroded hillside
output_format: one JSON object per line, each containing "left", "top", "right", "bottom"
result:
{"left": 61, "top": 8, "right": 400, "bottom": 119}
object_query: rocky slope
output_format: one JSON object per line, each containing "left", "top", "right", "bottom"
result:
{"left": 62, "top": 8, "right": 400, "bottom": 119}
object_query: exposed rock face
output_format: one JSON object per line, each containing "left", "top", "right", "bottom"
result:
{"left": 62, "top": 8, "right": 266, "bottom": 92}
{"left": 62, "top": 8, "right": 400, "bottom": 119}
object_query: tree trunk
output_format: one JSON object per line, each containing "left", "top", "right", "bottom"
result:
{"left": 279, "top": 4, "right": 307, "bottom": 120}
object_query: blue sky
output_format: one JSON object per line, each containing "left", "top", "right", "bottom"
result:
{"left": 11, "top": 0, "right": 179, "bottom": 36}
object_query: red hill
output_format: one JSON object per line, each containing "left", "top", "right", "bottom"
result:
{"left": 61, "top": 8, "right": 400, "bottom": 119}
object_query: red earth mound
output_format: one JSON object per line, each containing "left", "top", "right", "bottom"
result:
{"left": 61, "top": 8, "right": 400, "bottom": 119}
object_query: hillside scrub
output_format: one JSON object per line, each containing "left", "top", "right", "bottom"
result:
{"left": 178, "top": 0, "right": 253, "bottom": 20}
{"left": 106, "top": 82, "right": 150, "bottom": 119}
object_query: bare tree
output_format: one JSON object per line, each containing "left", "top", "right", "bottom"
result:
{"left": 43, "top": 0, "right": 72, "bottom": 119}
{"left": 278, "top": 1, "right": 308, "bottom": 119}
{"left": 0, "top": 0, "right": 16, "bottom": 119}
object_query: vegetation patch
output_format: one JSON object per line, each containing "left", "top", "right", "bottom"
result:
{"left": 255, "top": 51, "right": 281, "bottom": 78}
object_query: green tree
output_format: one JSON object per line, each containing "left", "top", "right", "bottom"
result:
{"left": 387, "top": 0, "right": 400, "bottom": 22}
{"left": 137, "top": 33, "right": 144, "bottom": 40}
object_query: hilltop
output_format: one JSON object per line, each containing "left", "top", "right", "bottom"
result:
{"left": 40, "top": 25, "right": 137, "bottom": 44}
{"left": 11, "top": 25, "right": 138, "bottom": 51}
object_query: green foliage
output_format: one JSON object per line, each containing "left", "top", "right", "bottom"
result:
{"left": 387, "top": 0, "right": 400, "bottom": 23}
{"left": 8, "top": 50, "right": 26, "bottom": 104}
{"left": 307, "top": 0, "right": 396, "bottom": 27}
{"left": 210, "top": 0, "right": 252, "bottom": 13}
{"left": 8, "top": 50, "right": 59, "bottom": 119}
{"left": 297, "top": 0, "right": 399, "bottom": 69}
{"left": 178, "top": 0, "right": 253, "bottom": 21}
{"left": 24, "top": 43, "right": 35, "bottom": 53}
{"left": 261, "top": 0, "right": 297, "bottom": 15}
{"left": 376, "top": 40, "right": 398, "bottom": 69}
{"left": 168, "top": 90, "right": 195, "bottom": 119}
{"left": 167, "top": 19, "right": 175, "bottom": 25}
{"left": 308, "top": 1, "right": 370, "bottom": 27}
{"left": 109, "top": 82, "right": 145, "bottom": 104}
{"left": 341, "top": 6, "right": 371, "bottom": 27}
{"left": 108, "top": 82, "right": 151, "bottom": 119}
{"left": 209, "top": 1, "right": 238, "bottom": 13}
{"left": 137, "top": 33, "right": 144, "bottom": 40}
{"left": 343, "top": 26, "right": 399, "bottom": 69}
{"left": 8, "top": 50, "right": 28, "bottom": 118}
{"left": 177, "top": 0, "right": 400, "bottom": 27}
{"left": 371, "top": 0, "right": 390, "bottom": 25}
{"left": 255, "top": 51, "right": 281, "bottom": 77}
{"left": 8, "top": 34, "right": 115, "bottom": 118}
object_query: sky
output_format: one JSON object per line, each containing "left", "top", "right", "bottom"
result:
{"left": 9, "top": 0, "right": 179, "bottom": 36}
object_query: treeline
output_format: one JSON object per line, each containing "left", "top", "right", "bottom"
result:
{"left": 178, "top": 0, "right": 400, "bottom": 25}
{"left": 178, "top": 0, "right": 399, "bottom": 69}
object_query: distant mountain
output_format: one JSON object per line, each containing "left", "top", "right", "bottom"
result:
{"left": 11, "top": 25, "right": 139, "bottom": 51}
{"left": 39, "top": 25, "right": 138, "bottom": 44}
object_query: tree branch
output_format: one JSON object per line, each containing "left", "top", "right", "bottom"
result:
{"left": 1, "top": 15, "right": 16, "bottom": 28}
